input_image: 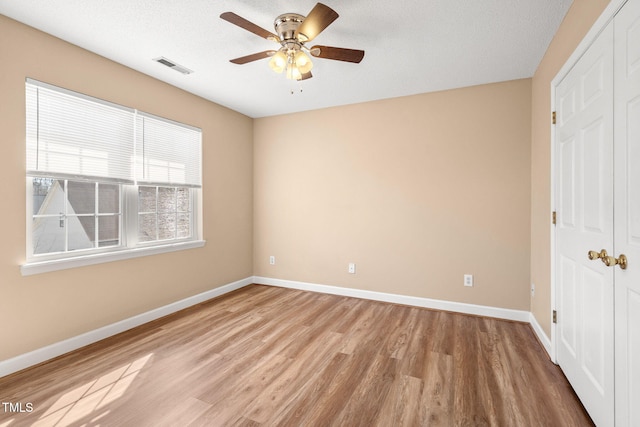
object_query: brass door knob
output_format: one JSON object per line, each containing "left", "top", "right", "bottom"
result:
{"left": 602, "top": 254, "right": 627, "bottom": 270}
{"left": 588, "top": 249, "right": 608, "bottom": 260}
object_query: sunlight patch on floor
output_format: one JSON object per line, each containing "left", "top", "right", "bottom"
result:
{"left": 32, "top": 353, "right": 153, "bottom": 427}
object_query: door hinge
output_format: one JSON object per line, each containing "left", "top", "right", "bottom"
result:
{"left": 552, "top": 211, "right": 557, "bottom": 225}
{"left": 552, "top": 111, "right": 557, "bottom": 125}
{"left": 553, "top": 310, "right": 558, "bottom": 324}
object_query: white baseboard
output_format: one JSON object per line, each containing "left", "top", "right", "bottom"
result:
{"left": 1, "top": 276, "right": 552, "bottom": 379}
{"left": 529, "top": 312, "right": 553, "bottom": 360}
{"left": 253, "top": 276, "right": 531, "bottom": 323}
{"left": 0, "top": 276, "right": 253, "bottom": 378}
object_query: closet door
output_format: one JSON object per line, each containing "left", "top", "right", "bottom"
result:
{"left": 614, "top": 0, "right": 640, "bottom": 424}
{"left": 555, "top": 20, "right": 615, "bottom": 427}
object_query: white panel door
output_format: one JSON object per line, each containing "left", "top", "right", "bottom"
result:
{"left": 614, "top": 0, "right": 640, "bottom": 425}
{"left": 555, "top": 20, "right": 615, "bottom": 427}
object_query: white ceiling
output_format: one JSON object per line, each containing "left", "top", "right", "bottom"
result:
{"left": 0, "top": 0, "right": 572, "bottom": 118}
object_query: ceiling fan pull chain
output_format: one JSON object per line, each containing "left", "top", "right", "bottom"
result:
{"left": 289, "top": 81, "right": 304, "bottom": 95}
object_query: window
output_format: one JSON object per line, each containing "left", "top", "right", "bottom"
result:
{"left": 23, "top": 79, "right": 203, "bottom": 274}
{"left": 138, "top": 186, "right": 192, "bottom": 243}
{"left": 31, "top": 178, "right": 121, "bottom": 255}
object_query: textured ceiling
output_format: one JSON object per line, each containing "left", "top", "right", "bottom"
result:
{"left": 0, "top": 0, "right": 572, "bottom": 118}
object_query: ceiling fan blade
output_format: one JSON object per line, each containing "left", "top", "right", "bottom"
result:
{"left": 300, "top": 71, "right": 313, "bottom": 80}
{"left": 309, "top": 45, "right": 365, "bottom": 63}
{"left": 295, "top": 3, "right": 339, "bottom": 42}
{"left": 230, "top": 51, "right": 276, "bottom": 64}
{"left": 220, "top": 12, "right": 280, "bottom": 42}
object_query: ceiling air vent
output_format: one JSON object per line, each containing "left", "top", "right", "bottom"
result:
{"left": 152, "top": 57, "right": 193, "bottom": 75}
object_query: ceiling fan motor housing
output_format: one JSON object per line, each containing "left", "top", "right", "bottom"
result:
{"left": 274, "top": 13, "right": 305, "bottom": 43}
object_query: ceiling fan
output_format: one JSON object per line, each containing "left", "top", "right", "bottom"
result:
{"left": 220, "top": 3, "right": 365, "bottom": 81}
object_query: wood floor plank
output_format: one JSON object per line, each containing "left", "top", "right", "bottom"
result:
{"left": 478, "top": 320, "right": 528, "bottom": 426}
{"left": 418, "top": 350, "right": 454, "bottom": 426}
{"left": 193, "top": 353, "right": 292, "bottom": 426}
{"left": 374, "top": 374, "right": 424, "bottom": 427}
{"left": 336, "top": 301, "right": 395, "bottom": 355}
{"left": 0, "top": 284, "right": 594, "bottom": 427}
{"left": 384, "top": 305, "right": 416, "bottom": 360}
{"left": 332, "top": 352, "right": 399, "bottom": 426}
{"left": 400, "top": 309, "right": 438, "bottom": 379}
{"left": 264, "top": 352, "right": 351, "bottom": 426}
{"left": 243, "top": 330, "right": 344, "bottom": 424}
{"left": 266, "top": 348, "right": 373, "bottom": 425}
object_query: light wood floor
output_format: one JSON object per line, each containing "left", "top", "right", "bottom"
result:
{"left": 0, "top": 284, "right": 593, "bottom": 426}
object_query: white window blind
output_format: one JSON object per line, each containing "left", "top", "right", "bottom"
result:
{"left": 26, "top": 79, "right": 202, "bottom": 188}
{"left": 26, "top": 80, "right": 135, "bottom": 183}
{"left": 136, "top": 113, "right": 202, "bottom": 188}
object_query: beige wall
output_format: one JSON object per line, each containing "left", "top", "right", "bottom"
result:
{"left": 0, "top": 15, "right": 254, "bottom": 360}
{"left": 530, "top": 0, "right": 611, "bottom": 337}
{"left": 254, "top": 79, "right": 532, "bottom": 310}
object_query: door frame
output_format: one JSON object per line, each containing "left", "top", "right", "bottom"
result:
{"left": 549, "top": 0, "right": 629, "bottom": 364}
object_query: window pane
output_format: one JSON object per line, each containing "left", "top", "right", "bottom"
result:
{"left": 99, "top": 184, "right": 120, "bottom": 214}
{"left": 176, "top": 188, "right": 190, "bottom": 212}
{"left": 68, "top": 216, "right": 95, "bottom": 251}
{"left": 138, "top": 186, "right": 156, "bottom": 212}
{"left": 67, "top": 181, "right": 95, "bottom": 214}
{"left": 98, "top": 215, "right": 120, "bottom": 247}
{"left": 138, "top": 213, "right": 156, "bottom": 242}
{"left": 158, "top": 187, "right": 176, "bottom": 212}
{"left": 158, "top": 213, "right": 176, "bottom": 240}
{"left": 33, "top": 216, "right": 65, "bottom": 254}
{"left": 32, "top": 178, "right": 64, "bottom": 216}
{"left": 177, "top": 213, "right": 191, "bottom": 238}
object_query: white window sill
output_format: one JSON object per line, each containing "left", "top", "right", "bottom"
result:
{"left": 21, "top": 240, "right": 206, "bottom": 276}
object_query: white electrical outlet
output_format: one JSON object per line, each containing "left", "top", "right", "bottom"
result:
{"left": 464, "top": 274, "right": 473, "bottom": 287}
{"left": 348, "top": 263, "right": 356, "bottom": 274}
{"left": 269, "top": 256, "right": 275, "bottom": 265}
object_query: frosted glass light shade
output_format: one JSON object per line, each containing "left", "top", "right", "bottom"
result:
{"left": 286, "top": 65, "right": 302, "bottom": 80}
{"left": 294, "top": 51, "right": 313, "bottom": 74}
{"left": 269, "top": 51, "right": 287, "bottom": 73}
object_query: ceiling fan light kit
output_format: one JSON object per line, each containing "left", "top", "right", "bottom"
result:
{"left": 220, "top": 3, "right": 364, "bottom": 81}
